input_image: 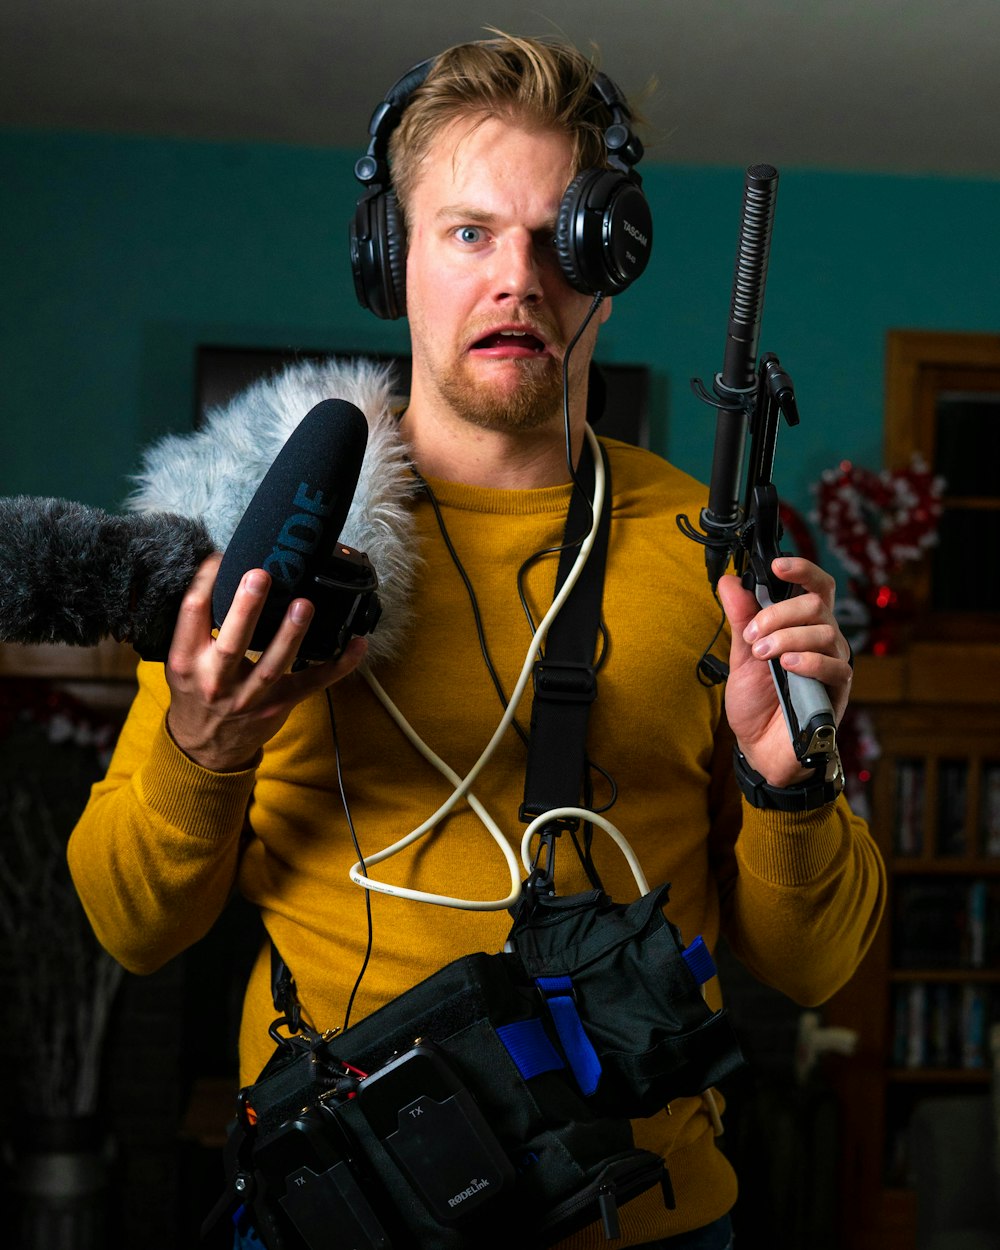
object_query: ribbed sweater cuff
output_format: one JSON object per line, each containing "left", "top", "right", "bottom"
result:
{"left": 737, "top": 794, "right": 848, "bottom": 885}
{"left": 137, "top": 719, "right": 258, "bottom": 842}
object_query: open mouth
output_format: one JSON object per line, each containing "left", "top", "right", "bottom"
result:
{"left": 471, "top": 328, "right": 548, "bottom": 354}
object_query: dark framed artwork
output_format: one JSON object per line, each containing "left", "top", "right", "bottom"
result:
{"left": 195, "top": 345, "right": 650, "bottom": 448}
{"left": 884, "top": 329, "right": 1000, "bottom": 636}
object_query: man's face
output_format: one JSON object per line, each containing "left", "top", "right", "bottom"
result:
{"left": 403, "top": 116, "right": 611, "bottom": 435}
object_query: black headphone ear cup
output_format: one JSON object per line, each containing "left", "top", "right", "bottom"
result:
{"left": 350, "top": 189, "right": 408, "bottom": 320}
{"left": 556, "top": 168, "right": 653, "bottom": 297}
{"left": 555, "top": 170, "right": 601, "bottom": 294}
{"left": 380, "top": 190, "right": 407, "bottom": 320}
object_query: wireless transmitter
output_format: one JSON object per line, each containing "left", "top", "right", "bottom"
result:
{"left": 356, "top": 1039, "right": 515, "bottom": 1225}
{"left": 250, "top": 1102, "right": 392, "bottom": 1250}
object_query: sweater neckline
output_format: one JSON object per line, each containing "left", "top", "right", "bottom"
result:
{"left": 416, "top": 474, "right": 576, "bottom": 517}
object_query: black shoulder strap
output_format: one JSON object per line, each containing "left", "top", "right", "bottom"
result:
{"left": 520, "top": 439, "right": 613, "bottom": 821}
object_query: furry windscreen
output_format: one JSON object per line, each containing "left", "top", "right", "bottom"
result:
{"left": 126, "top": 357, "right": 419, "bottom": 664}
{"left": 0, "top": 496, "right": 216, "bottom": 654}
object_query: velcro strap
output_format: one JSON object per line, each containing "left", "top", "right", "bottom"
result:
{"left": 536, "top": 976, "right": 602, "bottom": 1096}
{"left": 496, "top": 1019, "right": 565, "bottom": 1082}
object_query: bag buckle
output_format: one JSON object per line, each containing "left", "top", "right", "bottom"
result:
{"left": 532, "top": 659, "right": 597, "bottom": 704}
{"left": 536, "top": 974, "right": 578, "bottom": 1005}
{"left": 520, "top": 818, "right": 579, "bottom": 913}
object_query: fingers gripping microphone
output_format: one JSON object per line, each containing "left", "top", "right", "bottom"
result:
{"left": 0, "top": 399, "right": 380, "bottom": 663}
{"left": 212, "top": 398, "right": 381, "bottom": 661}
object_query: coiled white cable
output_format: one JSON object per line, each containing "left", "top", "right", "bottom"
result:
{"left": 349, "top": 424, "right": 647, "bottom": 909}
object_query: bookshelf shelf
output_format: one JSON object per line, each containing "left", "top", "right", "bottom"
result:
{"left": 890, "top": 969, "right": 1000, "bottom": 983}
{"left": 887, "top": 1067, "right": 993, "bottom": 1084}
{"left": 891, "top": 859, "right": 1000, "bottom": 874}
{"left": 0, "top": 638, "right": 137, "bottom": 680}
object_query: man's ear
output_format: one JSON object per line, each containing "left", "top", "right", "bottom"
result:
{"left": 599, "top": 297, "right": 613, "bottom": 325}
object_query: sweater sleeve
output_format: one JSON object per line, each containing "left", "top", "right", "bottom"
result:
{"left": 704, "top": 711, "right": 887, "bottom": 1007}
{"left": 67, "top": 660, "right": 257, "bottom": 974}
{"left": 716, "top": 789, "right": 886, "bottom": 1006}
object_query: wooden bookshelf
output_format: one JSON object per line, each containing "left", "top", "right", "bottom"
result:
{"left": 0, "top": 638, "right": 138, "bottom": 681}
{"left": 827, "top": 646, "right": 1000, "bottom": 1250}
{"left": 0, "top": 639, "right": 139, "bottom": 718}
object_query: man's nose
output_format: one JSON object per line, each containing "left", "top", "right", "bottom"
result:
{"left": 491, "top": 230, "right": 544, "bottom": 303}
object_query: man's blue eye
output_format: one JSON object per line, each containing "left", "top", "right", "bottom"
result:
{"left": 458, "top": 226, "right": 482, "bottom": 243}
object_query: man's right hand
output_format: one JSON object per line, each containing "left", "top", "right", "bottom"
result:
{"left": 164, "top": 554, "right": 367, "bottom": 772}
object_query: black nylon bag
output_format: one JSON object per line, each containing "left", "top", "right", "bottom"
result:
{"left": 222, "top": 883, "right": 744, "bottom": 1249}
{"left": 505, "top": 883, "right": 745, "bottom": 1119}
{"left": 237, "top": 953, "right": 664, "bottom": 1249}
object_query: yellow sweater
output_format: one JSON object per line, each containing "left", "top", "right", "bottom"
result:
{"left": 68, "top": 437, "right": 884, "bottom": 1244}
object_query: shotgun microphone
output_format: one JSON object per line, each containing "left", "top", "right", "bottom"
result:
{"left": 700, "top": 163, "right": 779, "bottom": 588}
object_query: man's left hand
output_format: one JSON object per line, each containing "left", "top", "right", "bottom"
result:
{"left": 716, "top": 556, "right": 853, "bottom": 788}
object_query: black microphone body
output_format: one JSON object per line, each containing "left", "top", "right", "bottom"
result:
{"left": 701, "top": 164, "right": 779, "bottom": 586}
{"left": 211, "top": 398, "right": 377, "bottom": 659}
{"left": 0, "top": 399, "right": 379, "bottom": 662}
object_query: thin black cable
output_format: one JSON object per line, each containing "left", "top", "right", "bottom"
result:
{"left": 562, "top": 293, "right": 606, "bottom": 496}
{"left": 516, "top": 292, "right": 607, "bottom": 637}
{"left": 586, "top": 756, "right": 619, "bottom": 815}
{"left": 403, "top": 295, "right": 618, "bottom": 892}
{"left": 414, "top": 468, "right": 530, "bottom": 747}
{"left": 325, "top": 687, "right": 374, "bottom": 1032}
{"left": 696, "top": 589, "right": 732, "bottom": 687}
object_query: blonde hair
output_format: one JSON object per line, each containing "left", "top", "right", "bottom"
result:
{"left": 387, "top": 32, "right": 625, "bottom": 221}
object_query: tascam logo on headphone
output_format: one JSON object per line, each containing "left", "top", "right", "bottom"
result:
{"left": 622, "top": 219, "right": 649, "bottom": 249}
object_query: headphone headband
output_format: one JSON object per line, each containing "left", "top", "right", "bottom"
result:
{"left": 353, "top": 59, "right": 435, "bottom": 192}
{"left": 349, "top": 56, "right": 653, "bottom": 319}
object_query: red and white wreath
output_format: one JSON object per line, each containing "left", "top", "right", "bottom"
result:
{"left": 812, "top": 455, "right": 945, "bottom": 586}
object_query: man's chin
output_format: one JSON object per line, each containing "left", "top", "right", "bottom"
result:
{"left": 452, "top": 390, "right": 564, "bottom": 434}
{"left": 444, "top": 360, "right": 564, "bottom": 432}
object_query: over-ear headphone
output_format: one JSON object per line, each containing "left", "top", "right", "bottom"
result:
{"left": 349, "top": 58, "right": 653, "bottom": 320}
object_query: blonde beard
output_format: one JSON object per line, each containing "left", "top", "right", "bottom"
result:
{"left": 433, "top": 356, "right": 568, "bottom": 433}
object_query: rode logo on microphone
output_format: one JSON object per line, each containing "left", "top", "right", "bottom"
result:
{"left": 262, "top": 482, "right": 331, "bottom": 585}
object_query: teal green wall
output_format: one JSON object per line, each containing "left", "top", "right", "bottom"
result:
{"left": 3, "top": 129, "right": 999, "bottom": 527}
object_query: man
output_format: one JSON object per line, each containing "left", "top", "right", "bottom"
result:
{"left": 69, "top": 33, "right": 885, "bottom": 1250}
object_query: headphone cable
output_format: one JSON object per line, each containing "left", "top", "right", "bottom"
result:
{"left": 325, "top": 686, "right": 374, "bottom": 1031}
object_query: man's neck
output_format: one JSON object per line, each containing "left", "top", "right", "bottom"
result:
{"left": 399, "top": 404, "right": 585, "bottom": 489}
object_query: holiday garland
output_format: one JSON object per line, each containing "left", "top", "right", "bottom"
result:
{"left": 813, "top": 455, "right": 945, "bottom": 587}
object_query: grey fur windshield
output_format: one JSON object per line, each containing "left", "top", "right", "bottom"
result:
{"left": 126, "top": 357, "right": 419, "bottom": 664}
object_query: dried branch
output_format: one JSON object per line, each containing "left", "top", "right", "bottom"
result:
{"left": 0, "top": 711, "right": 126, "bottom": 1118}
